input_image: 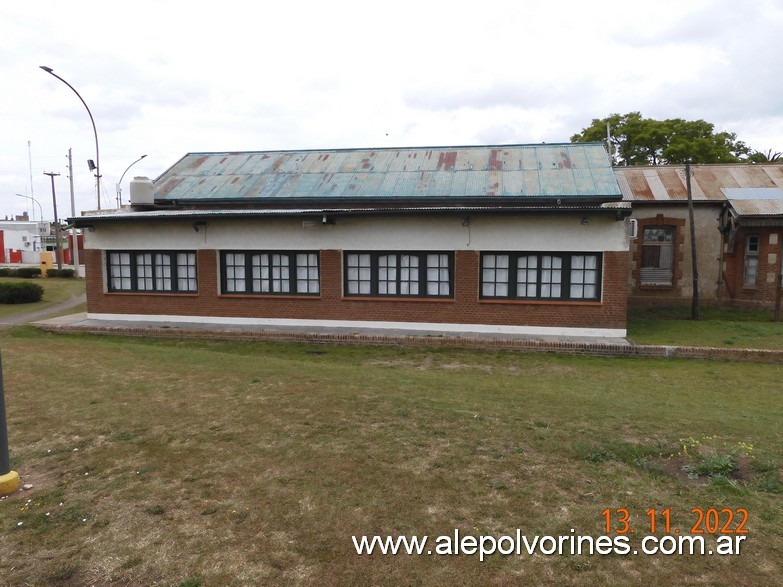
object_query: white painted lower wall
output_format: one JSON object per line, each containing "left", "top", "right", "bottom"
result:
{"left": 87, "top": 312, "right": 627, "bottom": 339}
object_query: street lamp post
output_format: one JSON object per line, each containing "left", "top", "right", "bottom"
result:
{"left": 39, "top": 66, "right": 102, "bottom": 211}
{"left": 116, "top": 154, "right": 147, "bottom": 207}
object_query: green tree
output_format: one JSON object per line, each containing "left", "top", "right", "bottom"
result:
{"left": 570, "top": 112, "right": 751, "bottom": 165}
{"left": 747, "top": 149, "right": 783, "bottom": 164}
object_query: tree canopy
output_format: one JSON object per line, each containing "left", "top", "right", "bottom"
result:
{"left": 570, "top": 112, "right": 754, "bottom": 166}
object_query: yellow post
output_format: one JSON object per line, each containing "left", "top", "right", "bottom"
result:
{"left": 39, "top": 251, "right": 53, "bottom": 278}
{"left": 1, "top": 352, "right": 20, "bottom": 496}
{"left": 0, "top": 471, "right": 20, "bottom": 496}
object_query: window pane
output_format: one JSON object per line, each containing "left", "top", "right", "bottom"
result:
{"left": 395, "top": 255, "right": 419, "bottom": 296}
{"left": 109, "top": 252, "right": 133, "bottom": 291}
{"left": 137, "top": 253, "right": 153, "bottom": 291}
{"left": 155, "top": 253, "right": 172, "bottom": 291}
{"left": 744, "top": 256, "right": 759, "bottom": 287}
{"left": 224, "top": 252, "right": 246, "bottom": 293}
{"left": 346, "top": 253, "right": 372, "bottom": 295}
{"left": 177, "top": 253, "right": 197, "bottom": 292}
{"left": 294, "top": 253, "right": 318, "bottom": 294}
{"left": 516, "top": 255, "right": 537, "bottom": 298}
{"left": 426, "top": 254, "right": 450, "bottom": 296}
{"left": 378, "top": 254, "right": 398, "bottom": 295}
{"left": 641, "top": 227, "right": 675, "bottom": 285}
{"left": 643, "top": 227, "right": 674, "bottom": 242}
{"left": 540, "top": 255, "right": 562, "bottom": 298}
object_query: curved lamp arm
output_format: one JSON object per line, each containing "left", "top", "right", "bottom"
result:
{"left": 40, "top": 66, "right": 102, "bottom": 211}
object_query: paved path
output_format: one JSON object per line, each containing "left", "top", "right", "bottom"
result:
{"left": 0, "top": 294, "right": 87, "bottom": 327}
{"left": 31, "top": 311, "right": 783, "bottom": 362}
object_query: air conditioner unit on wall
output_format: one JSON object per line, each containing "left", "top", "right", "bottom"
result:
{"left": 628, "top": 218, "right": 638, "bottom": 239}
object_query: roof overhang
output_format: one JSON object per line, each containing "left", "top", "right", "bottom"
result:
{"left": 71, "top": 203, "right": 632, "bottom": 228}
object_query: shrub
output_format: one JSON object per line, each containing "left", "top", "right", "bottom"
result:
{"left": 46, "top": 268, "right": 76, "bottom": 278}
{"left": 13, "top": 267, "right": 42, "bottom": 278}
{"left": 0, "top": 281, "right": 44, "bottom": 304}
{"left": 0, "top": 268, "right": 11, "bottom": 277}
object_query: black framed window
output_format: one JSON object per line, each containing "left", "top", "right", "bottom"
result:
{"left": 108, "top": 252, "right": 132, "bottom": 291}
{"left": 220, "top": 251, "right": 320, "bottom": 295}
{"left": 223, "top": 252, "right": 247, "bottom": 293}
{"left": 344, "top": 251, "right": 453, "bottom": 298}
{"left": 107, "top": 251, "right": 197, "bottom": 293}
{"left": 480, "top": 252, "right": 601, "bottom": 301}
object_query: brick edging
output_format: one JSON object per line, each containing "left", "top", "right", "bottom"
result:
{"left": 34, "top": 323, "right": 783, "bottom": 363}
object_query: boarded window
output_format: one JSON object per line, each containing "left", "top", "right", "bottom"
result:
{"left": 640, "top": 226, "right": 675, "bottom": 286}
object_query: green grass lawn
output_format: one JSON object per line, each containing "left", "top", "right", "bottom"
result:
{"left": 0, "top": 277, "right": 85, "bottom": 320}
{"left": 0, "top": 328, "right": 780, "bottom": 585}
{"left": 627, "top": 305, "right": 783, "bottom": 349}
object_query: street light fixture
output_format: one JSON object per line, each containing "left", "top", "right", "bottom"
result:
{"left": 116, "top": 154, "right": 147, "bottom": 207}
{"left": 14, "top": 193, "right": 44, "bottom": 223}
{"left": 39, "top": 66, "right": 102, "bottom": 211}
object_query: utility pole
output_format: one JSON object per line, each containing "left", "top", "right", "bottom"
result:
{"left": 67, "top": 149, "right": 80, "bottom": 273}
{"left": 44, "top": 172, "right": 63, "bottom": 271}
{"left": 775, "top": 247, "right": 782, "bottom": 322}
{"left": 685, "top": 162, "right": 700, "bottom": 320}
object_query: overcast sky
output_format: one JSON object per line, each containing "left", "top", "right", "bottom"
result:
{"left": 1, "top": 0, "right": 782, "bottom": 221}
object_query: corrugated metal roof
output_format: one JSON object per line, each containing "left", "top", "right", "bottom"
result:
{"left": 722, "top": 187, "right": 783, "bottom": 200}
{"left": 615, "top": 164, "right": 783, "bottom": 202}
{"left": 728, "top": 199, "right": 783, "bottom": 217}
{"left": 153, "top": 143, "right": 620, "bottom": 204}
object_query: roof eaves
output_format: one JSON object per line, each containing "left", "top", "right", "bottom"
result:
{"left": 71, "top": 203, "right": 630, "bottom": 226}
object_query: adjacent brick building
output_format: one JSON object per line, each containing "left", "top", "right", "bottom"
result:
{"left": 615, "top": 164, "right": 783, "bottom": 309}
{"left": 719, "top": 192, "right": 783, "bottom": 309}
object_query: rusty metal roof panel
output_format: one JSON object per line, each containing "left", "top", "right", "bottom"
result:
{"left": 724, "top": 188, "right": 783, "bottom": 217}
{"left": 729, "top": 199, "right": 783, "bottom": 216}
{"left": 617, "top": 164, "right": 783, "bottom": 203}
{"left": 153, "top": 143, "right": 620, "bottom": 204}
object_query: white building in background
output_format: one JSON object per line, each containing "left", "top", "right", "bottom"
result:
{"left": 0, "top": 217, "right": 49, "bottom": 264}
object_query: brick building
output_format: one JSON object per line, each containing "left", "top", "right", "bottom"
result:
{"left": 719, "top": 190, "right": 783, "bottom": 309}
{"left": 73, "top": 143, "right": 632, "bottom": 338}
{"left": 615, "top": 164, "right": 783, "bottom": 309}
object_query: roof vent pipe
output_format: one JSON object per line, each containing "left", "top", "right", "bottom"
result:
{"left": 129, "top": 176, "right": 154, "bottom": 206}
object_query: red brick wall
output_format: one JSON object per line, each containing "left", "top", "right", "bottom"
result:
{"left": 84, "top": 248, "right": 629, "bottom": 330}
{"left": 722, "top": 227, "right": 782, "bottom": 308}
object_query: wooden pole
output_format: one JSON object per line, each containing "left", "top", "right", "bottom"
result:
{"left": 686, "top": 162, "right": 700, "bottom": 320}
